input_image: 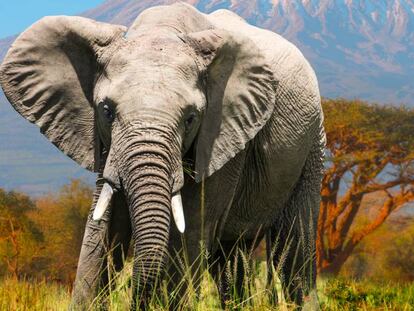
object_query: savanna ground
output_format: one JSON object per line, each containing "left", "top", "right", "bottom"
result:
{"left": 1, "top": 99, "right": 414, "bottom": 310}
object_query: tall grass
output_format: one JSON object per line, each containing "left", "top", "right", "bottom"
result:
{"left": 0, "top": 277, "right": 71, "bottom": 310}
{"left": 1, "top": 264, "right": 414, "bottom": 310}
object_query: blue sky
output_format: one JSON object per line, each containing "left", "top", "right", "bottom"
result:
{"left": 0, "top": 0, "right": 106, "bottom": 38}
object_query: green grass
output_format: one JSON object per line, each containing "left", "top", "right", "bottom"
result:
{"left": 1, "top": 263, "right": 413, "bottom": 311}
{"left": 319, "top": 278, "right": 414, "bottom": 311}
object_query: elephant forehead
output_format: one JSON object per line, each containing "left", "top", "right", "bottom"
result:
{"left": 100, "top": 45, "right": 198, "bottom": 95}
{"left": 106, "top": 36, "right": 198, "bottom": 75}
{"left": 100, "top": 62, "right": 201, "bottom": 102}
{"left": 95, "top": 38, "right": 202, "bottom": 102}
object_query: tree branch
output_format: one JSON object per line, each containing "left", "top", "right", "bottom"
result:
{"left": 348, "top": 190, "right": 414, "bottom": 249}
{"left": 361, "top": 178, "right": 414, "bottom": 195}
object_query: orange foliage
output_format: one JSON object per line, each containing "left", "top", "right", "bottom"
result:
{"left": 0, "top": 180, "right": 92, "bottom": 284}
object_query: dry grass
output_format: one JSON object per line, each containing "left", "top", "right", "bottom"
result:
{"left": 1, "top": 260, "right": 414, "bottom": 310}
{"left": 0, "top": 276, "right": 71, "bottom": 311}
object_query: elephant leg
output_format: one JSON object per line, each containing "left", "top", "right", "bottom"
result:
{"left": 209, "top": 239, "right": 255, "bottom": 309}
{"left": 267, "top": 140, "right": 323, "bottom": 309}
{"left": 71, "top": 177, "right": 131, "bottom": 309}
{"left": 268, "top": 220, "right": 305, "bottom": 306}
{"left": 71, "top": 177, "right": 109, "bottom": 309}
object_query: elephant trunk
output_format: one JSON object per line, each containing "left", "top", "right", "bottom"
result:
{"left": 116, "top": 128, "right": 177, "bottom": 306}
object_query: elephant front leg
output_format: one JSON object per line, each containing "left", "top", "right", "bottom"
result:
{"left": 71, "top": 178, "right": 132, "bottom": 309}
{"left": 71, "top": 178, "right": 111, "bottom": 309}
{"left": 268, "top": 215, "right": 319, "bottom": 309}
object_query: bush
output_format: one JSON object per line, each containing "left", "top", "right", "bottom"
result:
{"left": 0, "top": 180, "right": 92, "bottom": 283}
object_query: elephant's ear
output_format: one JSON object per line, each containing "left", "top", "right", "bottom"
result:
{"left": 188, "top": 29, "right": 278, "bottom": 182}
{"left": 0, "top": 16, "right": 126, "bottom": 172}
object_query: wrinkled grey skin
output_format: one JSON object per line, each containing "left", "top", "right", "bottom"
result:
{"left": 0, "top": 3, "right": 325, "bottom": 310}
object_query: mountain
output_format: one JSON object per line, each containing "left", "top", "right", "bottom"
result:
{"left": 0, "top": 36, "right": 15, "bottom": 61}
{"left": 0, "top": 0, "right": 413, "bottom": 194}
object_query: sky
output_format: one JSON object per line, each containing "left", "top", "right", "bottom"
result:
{"left": 0, "top": 0, "right": 106, "bottom": 38}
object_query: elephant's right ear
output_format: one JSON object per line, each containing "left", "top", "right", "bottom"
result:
{"left": 0, "top": 16, "right": 126, "bottom": 172}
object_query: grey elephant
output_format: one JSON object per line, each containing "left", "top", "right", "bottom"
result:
{"left": 0, "top": 3, "right": 325, "bottom": 309}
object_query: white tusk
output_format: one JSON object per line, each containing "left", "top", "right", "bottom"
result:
{"left": 93, "top": 182, "right": 114, "bottom": 221}
{"left": 171, "top": 192, "right": 185, "bottom": 233}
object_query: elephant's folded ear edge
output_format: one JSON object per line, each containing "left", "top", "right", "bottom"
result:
{"left": 0, "top": 16, "right": 126, "bottom": 172}
{"left": 189, "top": 29, "right": 279, "bottom": 182}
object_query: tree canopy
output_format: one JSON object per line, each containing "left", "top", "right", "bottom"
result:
{"left": 317, "top": 98, "right": 414, "bottom": 275}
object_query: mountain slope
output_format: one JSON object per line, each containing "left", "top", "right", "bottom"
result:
{"left": 0, "top": 0, "right": 413, "bottom": 194}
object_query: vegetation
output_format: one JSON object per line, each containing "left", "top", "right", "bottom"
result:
{"left": 341, "top": 218, "right": 414, "bottom": 282}
{"left": 0, "top": 277, "right": 70, "bottom": 311}
{"left": 0, "top": 180, "right": 91, "bottom": 283}
{"left": 1, "top": 264, "right": 414, "bottom": 310}
{"left": 0, "top": 189, "right": 43, "bottom": 278}
{"left": 320, "top": 278, "right": 414, "bottom": 310}
{"left": 317, "top": 98, "right": 414, "bottom": 276}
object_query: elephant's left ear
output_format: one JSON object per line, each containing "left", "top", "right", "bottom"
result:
{"left": 188, "top": 29, "right": 278, "bottom": 182}
{"left": 0, "top": 16, "right": 126, "bottom": 172}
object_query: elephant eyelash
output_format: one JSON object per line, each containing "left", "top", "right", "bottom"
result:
{"left": 184, "top": 112, "right": 197, "bottom": 131}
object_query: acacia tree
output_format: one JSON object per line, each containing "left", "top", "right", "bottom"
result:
{"left": 316, "top": 99, "right": 414, "bottom": 276}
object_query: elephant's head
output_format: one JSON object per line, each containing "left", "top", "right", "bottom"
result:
{"left": 0, "top": 4, "right": 277, "bottom": 300}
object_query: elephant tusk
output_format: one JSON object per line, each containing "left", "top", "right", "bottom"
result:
{"left": 171, "top": 191, "right": 185, "bottom": 233}
{"left": 93, "top": 182, "right": 114, "bottom": 221}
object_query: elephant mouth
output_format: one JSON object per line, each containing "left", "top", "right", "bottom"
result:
{"left": 93, "top": 179, "right": 186, "bottom": 233}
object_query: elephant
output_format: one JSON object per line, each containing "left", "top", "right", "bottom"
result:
{"left": 0, "top": 3, "right": 325, "bottom": 310}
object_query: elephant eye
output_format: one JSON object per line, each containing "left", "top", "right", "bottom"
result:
{"left": 102, "top": 103, "right": 115, "bottom": 123}
{"left": 185, "top": 112, "right": 196, "bottom": 131}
